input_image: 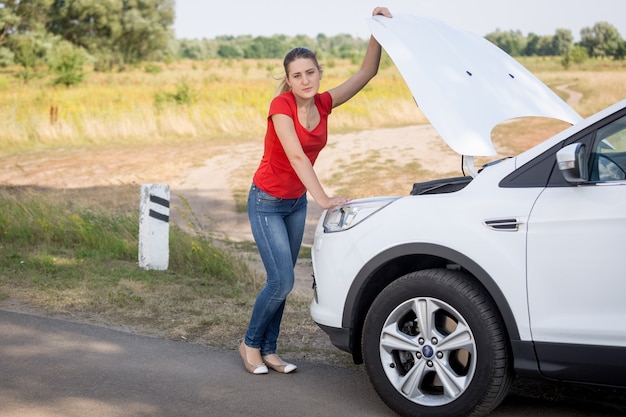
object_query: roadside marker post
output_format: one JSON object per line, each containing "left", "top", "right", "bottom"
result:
{"left": 138, "top": 184, "right": 170, "bottom": 270}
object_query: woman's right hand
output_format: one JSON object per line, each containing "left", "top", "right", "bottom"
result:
{"left": 319, "top": 196, "right": 352, "bottom": 209}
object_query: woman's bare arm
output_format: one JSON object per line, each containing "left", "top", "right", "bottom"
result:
{"left": 272, "top": 114, "right": 350, "bottom": 209}
{"left": 328, "top": 7, "right": 392, "bottom": 108}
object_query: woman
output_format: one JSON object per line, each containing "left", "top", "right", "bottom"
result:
{"left": 240, "top": 6, "right": 393, "bottom": 375}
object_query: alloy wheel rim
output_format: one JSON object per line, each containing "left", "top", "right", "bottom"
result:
{"left": 378, "top": 296, "right": 477, "bottom": 406}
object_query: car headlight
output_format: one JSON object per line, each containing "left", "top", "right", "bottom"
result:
{"left": 323, "top": 197, "right": 399, "bottom": 233}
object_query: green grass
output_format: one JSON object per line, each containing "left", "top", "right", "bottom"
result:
{"left": 0, "top": 186, "right": 254, "bottom": 337}
{"left": 0, "top": 185, "right": 350, "bottom": 365}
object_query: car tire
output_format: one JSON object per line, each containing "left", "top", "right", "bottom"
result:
{"left": 362, "top": 268, "right": 512, "bottom": 417}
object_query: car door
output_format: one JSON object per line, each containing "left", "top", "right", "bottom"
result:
{"left": 526, "top": 112, "right": 626, "bottom": 385}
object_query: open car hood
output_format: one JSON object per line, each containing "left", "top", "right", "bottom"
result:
{"left": 368, "top": 14, "right": 583, "bottom": 156}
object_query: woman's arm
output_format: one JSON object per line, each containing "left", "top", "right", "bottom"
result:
{"left": 328, "top": 7, "right": 392, "bottom": 108}
{"left": 272, "top": 114, "right": 350, "bottom": 209}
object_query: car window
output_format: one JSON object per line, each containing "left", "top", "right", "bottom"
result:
{"left": 590, "top": 114, "right": 626, "bottom": 181}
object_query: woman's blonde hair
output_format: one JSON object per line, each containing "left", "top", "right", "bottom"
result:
{"left": 275, "top": 47, "right": 321, "bottom": 96}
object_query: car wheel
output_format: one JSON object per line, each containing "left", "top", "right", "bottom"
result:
{"left": 362, "top": 268, "right": 512, "bottom": 417}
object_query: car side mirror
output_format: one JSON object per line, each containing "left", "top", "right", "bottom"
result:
{"left": 556, "top": 143, "right": 588, "bottom": 183}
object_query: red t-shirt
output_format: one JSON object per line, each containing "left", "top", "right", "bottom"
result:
{"left": 252, "top": 91, "right": 333, "bottom": 199}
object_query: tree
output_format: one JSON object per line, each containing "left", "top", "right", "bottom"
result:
{"left": 0, "top": 0, "right": 53, "bottom": 46}
{"left": 523, "top": 33, "right": 542, "bottom": 56}
{"left": 11, "top": 31, "right": 54, "bottom": 82}
{"left": 47, "top": 0, "right": 174, "bottom": 68}
{"left": 0, "top": 0, "right": 54, "bottom": 69}
{"left": 615, "top": 40, "right": 626, "bottom": 60}
{"left": 561, "top": 45, "right": 589, "bottom": 68}
{"left": 177, "top": 39, "right": 206, "bottom": 60}
{"left": 0, "top": 2, "right": 21, "bottom": 47}
{"left": 524, "top": 33, "right": 562, "bottom": 56}
{"left": 580, "top": 22, "right": 623, "bottom": 58}
{"left": 552, "top": 29, "right": 573, "bottom": 56}
{"left": 216, "top": 43, "right": 242, "bottom": 59}
{"left": 536, "top": 35, "right": 555, "bottom": 55}
{"left": 243, "top": 36, "right": 289, "bottom": 59}
{"left": 326, "top": 33, "right": 365, "bottom": 59}
{"left": 485, "top": 29, "right": 527, "bottom": 56}
{"left": 116, "top": 0, "right": 175, "bottom": 64}
{"left": 242, "top": 39, "right": 263, "bottom": 59}
{"left": 0, "top": 46, "right": 14, "bottom": 66}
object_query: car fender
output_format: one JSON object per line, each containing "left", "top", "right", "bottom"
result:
{"left": 344, "top": 242, "right": 520, "bottom": 341}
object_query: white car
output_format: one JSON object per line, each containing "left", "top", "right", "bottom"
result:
{"left": 310, "top": 14, "right": 626, "bottom": 417}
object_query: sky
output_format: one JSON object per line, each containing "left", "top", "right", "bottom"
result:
{"left": 174, "top": 0, "right": 626, "bottom": 41}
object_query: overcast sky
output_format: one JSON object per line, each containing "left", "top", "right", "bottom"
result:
{"left": 174, "top": 0, "right": 626, "bottom": 41}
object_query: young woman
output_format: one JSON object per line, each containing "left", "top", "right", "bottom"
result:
{"left": 240, "top": 6, "right": 393, "bottom": 375}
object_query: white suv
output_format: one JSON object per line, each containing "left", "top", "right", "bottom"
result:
{"left": 310, "top": 14, "right": 626, "bottom": 417}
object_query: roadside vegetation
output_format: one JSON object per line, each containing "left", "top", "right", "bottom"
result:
{"left": 0, "top": 182, "right": 344, "bottom": 364}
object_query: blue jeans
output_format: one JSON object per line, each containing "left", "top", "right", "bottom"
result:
{"left": 244, "top": 183, "right": 307, "bottom": 356}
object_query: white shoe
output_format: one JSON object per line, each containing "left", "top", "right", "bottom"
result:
{"left": 262, "top": 354, "right": 297, "bottom": 374}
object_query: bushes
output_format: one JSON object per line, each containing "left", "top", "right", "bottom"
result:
{"left": 562, "top": 45, "right": 590, "bottom": 68}
{"left": 48, "top": 42, "right": 88, "bottom": 87}
{"left": 154, "top": 78, "right": 197, "bottom": 110}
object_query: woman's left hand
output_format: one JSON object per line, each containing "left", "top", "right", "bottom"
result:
{"left": 372, "top": 7, "right": 392, "bottom": 18}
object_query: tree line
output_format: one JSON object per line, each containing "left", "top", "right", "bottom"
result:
{"left": 182, "top": 22, "right": 625, "bottom": 64}
{"left": 485, "top": 21, "right": 625, "bottom": 66}
{"left": 177, "top": 33, "right": 370, "bottom": 61}
{"left": 0, "top": 0, "right": 175, "bottom": 84}
{"left": 0, "top": 0, "right": 624, "bottom": 86}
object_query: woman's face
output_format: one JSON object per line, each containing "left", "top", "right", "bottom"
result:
{"left": 286, "top": 58, "right": 321, "bottom": 100}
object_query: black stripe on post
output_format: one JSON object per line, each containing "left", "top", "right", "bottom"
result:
{"left": 149, "top": 209, "right": 170, "bottom": 223}
{"left": 150, "top": 195, "right": 170, "bottom": 208}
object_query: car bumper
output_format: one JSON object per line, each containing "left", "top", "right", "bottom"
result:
{"left": 314, "top": 322, "right": 352, "bottom": 354}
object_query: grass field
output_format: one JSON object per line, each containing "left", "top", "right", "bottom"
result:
{"left": 0, "top": 57, "right": 416, "bottom": 153}
{"left": 2, "top": 56, "right": 624, "bottom": 154}
{"left": 0, "top": 56, "right": 625, "bottom": 365}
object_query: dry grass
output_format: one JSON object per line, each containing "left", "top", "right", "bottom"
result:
{"left": 1, "top": 57, "right": 624, "bottom": 154}
{"left": 0, "top": 59, "right": 423, "bottom": 153}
